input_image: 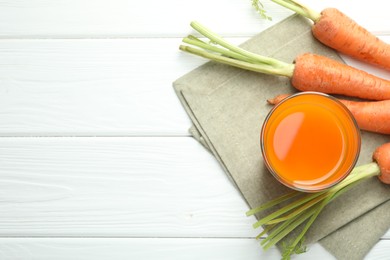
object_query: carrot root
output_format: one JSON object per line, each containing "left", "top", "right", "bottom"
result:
{"left": 373, "top": 143, "right": 390, "bottom": 184}
{"left": 268, "top": 2, "right": 390, "bottom": 70}
{"left": 292, "top": 53, "right": 390, "bottom": 100}
{"left": 312, "top": 8, "right": 390, "bottom": 71}
{"left": 268, "top": 93, "right": 390, "bottom": 135}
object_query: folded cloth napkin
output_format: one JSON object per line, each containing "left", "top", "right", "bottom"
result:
{"left": 173, "top": 15, "right": 390, "bottom": 259}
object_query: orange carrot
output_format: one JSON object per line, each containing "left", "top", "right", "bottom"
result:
{"left": 292, "top": 53, "right": 390, "bottom": 100}
{"left": 268, "top": 93, "right": 390, "bottom": 135}
{"left": 338, "top": 99, "right": 390, "bottom": 135}
{"left": 313, "top": 8, "right": 390, "bottom": 70}
{"left": 373, "top": 143, "right": 390, "bottom": 184}
{"left": 180, "top": 22, "right": 390, "bottom": 100}
{"left": 268, "top": 1, "right": 390, "bottom": 70}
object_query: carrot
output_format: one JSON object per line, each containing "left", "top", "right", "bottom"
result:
{"left": 265, "top": 0, "right": 390, "bottom": 70}
{"left": 268, "top": 93, "right": 390, "bottom": 135}
{"left": 247, "top": 142, "right": 390, "bottom": 258}
{"left": 292, "top": 54, "right": 390, "bottom": 100}
{"left": 373, "top": 143, "right": 390, "bottom": 184}
{"left": 180, "top": 21, "right": 390, "bottom": 100}
{"left": 266, "top": 93, "right": 291, "bottom": 105}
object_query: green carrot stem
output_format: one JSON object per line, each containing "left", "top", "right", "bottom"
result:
{"left": 190, "top": 21, "right": 286, "bottom": 67}
{"left": 261, "top": 209, "right": 308, "bottom": 246}
{"left": 330, "top": 163, "right": 380, "bottom": 192}
{"left": 263, "top": 179, "right": 362, "bottom": 249}
{"left": 282, "top": 195, "right": 331, "bottom": 257}
{"left": 186, "top": 35, "right": 205, "bottom": 44}
{"left": 180, "top": 21, "right": 295, "bottom": 77}
{"left": 347, "top": 163, "right": 369, "bottom": 176}
{"left": 251, "top": 0, "right": 272, "bottom": 21}
{"left": 253, "top": 162, "right": 380, "bottom": 254}
{"left": 249, "top": 166, "right": 365, "bottom": 225}
{"left": 262, "top": 206, "right": 318, "bottom": 250}
{"left": 283, "top": 182, "right": 358, "bottom": 258}
{"left": 328, "top": 178, "right": 361, "bottom": 204}
{"left": 280, "top": 165, "right": 379, "bottom": 256}
{"left": 266, "top": 192, "right": 329, "bottom": 225}
{"left": 267, "top": 163, "right": 380, "bottom": 226}
{"left": 246, "top": 190, "right": 300, "bottom": 216}
{"left": 179, "top": 45, "right": 294, "bottom": 77}
{"left": 269, "top": 0, "right": 321, "bottom": 22}
{"left": 251, "top": 162, "right": 379, "bottom": 228}
{"left": 261, "top": 183, "right": 357, "bottom": 254}
{"left": 182, "top": 36, "right": 256, "bottom": 63}
{"left": 252, "top": 191, "right": 326, "bottom": 228}
{"left": 256, "top": 224, "right": 276, "bottom": 240}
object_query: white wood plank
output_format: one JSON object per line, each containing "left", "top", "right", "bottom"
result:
{"left": 0, "top": 0, "right": 290, "bottom": 38}
{"left": 0, "top": 137, "right": 259, "bottom": 237}
{"left": 0, "top": 37, "right": 255, "bottom": 136}
{"left": 0, "top": 137, "right": 388, "bottom": 243}
{"left": 0, "top": 238, "right": 283, "bottom": 260}
{"left": 0, "top": 38, "right": 203, "bottom": 136}
{"left": 1, "top": 1, "right": 389, "bottom": 259}
{"left": 365, "top": 240, "right": 390, "bottom": 260}
{"left": 0, "top": 37, "right": 389, "bottom": 136}
{"left": 0, "top": 237, "right": 388, "bottom": 259}
{"left": 0, "top": 0, "right": 388, "bottom": 38}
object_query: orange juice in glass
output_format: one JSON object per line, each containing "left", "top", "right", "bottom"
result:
{"left": 261, "top": 92, "right": 361, "bottom": 192}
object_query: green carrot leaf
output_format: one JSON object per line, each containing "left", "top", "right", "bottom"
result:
{"left": 251, "top": 0, "right": 272, "bottom": 21}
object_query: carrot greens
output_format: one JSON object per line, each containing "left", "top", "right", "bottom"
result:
{"left": 251, "top": 0, "right": 272, "bottom": 21}
{"left": 247, "top": 162, "right": 380, "bottom": 259}
{"left": 252, "top": 0, "right": 320, "bottom": 21}
{"left": 180, "top": 21, "right": 294, "bottom": 77}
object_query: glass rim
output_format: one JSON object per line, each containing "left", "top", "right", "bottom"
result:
{"left": 260, "top": 91, "right": 361, "bottom": 192}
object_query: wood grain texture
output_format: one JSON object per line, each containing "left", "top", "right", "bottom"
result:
{"left": 0, "top": 137, "right": 259, "bottom": 237}
{"left": 0, "top": 38, "right": 250, "bottom": 136}
{"left": 0, "top": 0, "right": 290, "bottom": 38}
{"left": 0, "top": 238, "right": 282, "bottom": 260}
{"left": 0, "top": 38, "right": 189, "bottom": 136}
{"left": 0, "top": 0, "right": 389, "bottom": 259}
{"left": 0, "top": 37, "right": 389, "bottom": 136}
{"left": 0, "top": 237, "right": 389, "bottom": 259}
{"left": 0, "top": 0, "right": 387, "bottom": 38}
{"left": 0, "top": 137, "right": 388, "bottom": 239}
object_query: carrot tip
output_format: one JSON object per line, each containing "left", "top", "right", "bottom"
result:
{"left": 267, "top": 98, "right": 276, "bottom": 105}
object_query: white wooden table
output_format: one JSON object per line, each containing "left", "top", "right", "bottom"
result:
{"left": 0, "top": 0, "right": 389, "bottom": 259}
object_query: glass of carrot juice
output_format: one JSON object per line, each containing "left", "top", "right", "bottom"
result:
{"left": 261, "top": 92, "right": 361, "bottom": 192}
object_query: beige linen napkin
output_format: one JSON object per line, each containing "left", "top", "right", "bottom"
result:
{"left": 173, "top": 15, "right": 390, "bottom": 259}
